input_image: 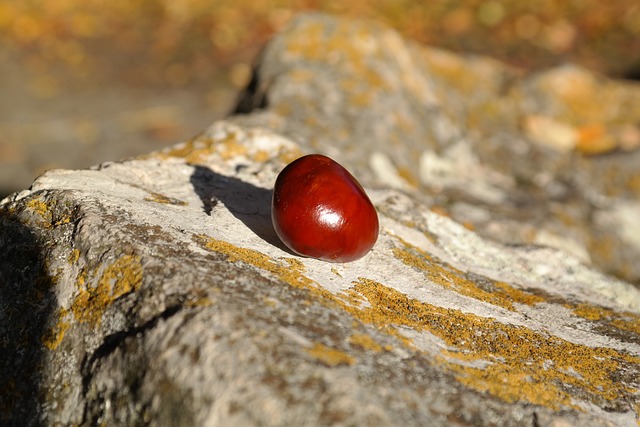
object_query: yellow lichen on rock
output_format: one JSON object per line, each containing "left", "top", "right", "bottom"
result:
{"left": 349, "top": 278, "right": 640, "bottom": 411}
{"left": 572, "top": 303, "right": 640, "bottom": 335}
{"left": 43, "top": 254, "right": 142, "bottom": 350}
{"left": 519, "top": 67, "right": 639, "bottom": 156}
{"left": 306, "top": 342, "right": 356, "bottom": 367}
{"left": 70, "top": 255, "right": 143, "bottom": 326}
{"left": 348, "top": 333, "right": 385, "bottom": 353}
{"left": 24, "top": 196, "right": 72, "bottom": 229}
{"left": 283, "top": 257, "right": 306, "bottom": 272}
{"left": 216, "top": 132, "right": 249, "bottom": 160}
{"left": 194, "top": 235, "right": 639, "bottom": 411}
{"left": 195, "top": 235, "right": 331, "bottom": 300}
{"left": 144, "top": 191, "right": 187, "bottom": 206}
{"left": 534, "top": 67, "right": 618, "bottom": 125}
{"left": 153, "top": 126, "right": 302, "bottom": 167}
{"left": 283, "top": 18, "right": 391, "bottom": 105}
{"left": 575, "top": 123, "right": 617, "bottom": 155}
{"left": 154, "top": 135, "right": 210, "bottom": 163}
{"left": 25, "top": 197, "right": 51, "bottom": 220}
{"left": 67, "top": 249, "right": 80, "bottom": 264}
{"left": 392, "top": 239, "right": 545, "bottom": 311}
{"left": 161, "top": 134, "right": 245, "bottom": 164}
{"left": 284, "top": 20, "right": 326, "bottom": 62}
{"left": 41, "top": 309, "right": 70, "bottom": 351}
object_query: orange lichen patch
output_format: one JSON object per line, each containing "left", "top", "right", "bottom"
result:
{"left": 154, "top": 132, "right": 247, "bottom": 162}
{"left": 155, "top": 135, "right": 211, "bottom": 163}
{"left": 587, "top": 233, "right": 617, "bottom": 265}
{"left": 397, "top": 166, "right": 418, "bottom": 187}
{"left": 448, "top": 338, "right": 636, "bottom": 409}
{"left": 572, "top": 303, "right": 640, "bottom": 336}
{"left": 289, "top": 68, "right": 315, "bottom": 83}
{"left": 534, "top": 69, "right": 618, "bottom": 125}
{"left": 462, "top": 221, "right": 475, "bottom": 231}
{"left": 422, "top": 49, "right": 500, "bottom": 96}
{"left": 392, "top": 113, "right": 415, "bottom": 133}
{"left": 549, "top": 204, "right": 579, "bottom": 228}
{"left": 571, "top": 303, "right": 605, "bottom": 321}
{"left": 610, "top": 318, "right": 640, "bottom": 336}
{"left": 348, "top": 89, "right": 374, "bottom": 107}
{"left": 350, "top": 278, "right": 640, "bottom": 411}
{"left": 195, "top": 235, "right": 412, "bottom": 345}
{"left": 144, "top": 191, "right": 187, "bottom": 206}
{"left": 195, "top": 236, "right": 333, "bottom": 300}
{"left": 274, "top": 102, "right": 293, "bottom": 118}
{"left": 169, "top": 132, "right": 246, "bottom": 162}
{"left": 284, "top": 19, "right": 390, "bottom": 94}
{"left": 42, "top": 309, "right": 70, "bottom": 350}
{"left": 216, "top": 132, "right": 249, "bottom": 160}
{"left": 185, "top": 296, "right": 215, "bottom": 308}
{"left": 306, "top": 342, "right": 356, "bottom": 367}
{"left": 283, "top": 257, "right": 306, "bottom": 272}
{"left": 430, "top": 206, "right": 450, "bottom": 217}
{"left": 285, "top": 20, "right": 325, "bottom": 61}
{"left": 67, "top": 248, "right": 80, "bottom": 264}
{"left": 70, "top": 255, "right": 143, "bottom": 326}
{"left": 348, "top": 333, "right": 385, "bottom": 352}
{"left": 465, "top": 98, "right": 511, "bottom": 132}
{"left": 492, "top": 281, "right": 547, "bottom": 307}
{"left": 24, "top": 196, "right": 73, "bottom": 229}
{"left": 303, "top": 114, "right": 319, "bottom": 128}
{"left": 42, "top": 254, "right": 143, "bottom": 349}
{"left": 575, "top": 124, "right": 617, "bottom": 155}
{"left": 25, "top": 197, "right": 50, "bottom": 219}
{"left": 626, "top": 174, "right": 640, "bottom": 194}
{"left": 278, "top": 146, "right": 304, "bottom": 164}
{"left": 392, "top": 239, "right": 545, "bottom": 311}
{"left": 253, "top": 150, "right": 270, "bottom": 163}
{"left": 262, "top": 297, "right": 277, "bottom": 308}
{"left": 194, "top": 235, "right": 639, "bottom": 411}
{"left": 155, "top": 130, "right": 302, "bottom": 166}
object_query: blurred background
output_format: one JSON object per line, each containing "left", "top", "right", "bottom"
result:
{"left": 1, "top": 0, "right": 639, "bottom": 199}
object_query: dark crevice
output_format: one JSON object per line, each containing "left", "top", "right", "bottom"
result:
{"left": 232, "top": 65, "right": 269, "bottom": 114}
{"left": 81, "top": 304, "right": 182, "bottom": 395}
{"left": 531, "top": 410, "right": 540, "bottom": 427}
{"left": 622, "top": 61, "right": 640, "bottom": 81}
{"left": 0, "top": 211, "right": 55, "bottom": 427}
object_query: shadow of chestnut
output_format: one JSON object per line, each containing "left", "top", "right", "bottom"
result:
{"left": 189, "top": 164, "right": 292, "bottom": 254}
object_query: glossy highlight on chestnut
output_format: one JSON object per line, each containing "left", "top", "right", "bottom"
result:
{"left": 271, "top": 154, "right": 379, "bottom": 262}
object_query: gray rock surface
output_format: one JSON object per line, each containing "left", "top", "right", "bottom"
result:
{"left": 2, "top": 13, "right": 640, "bottom": 427}
{"left": 232, "top": 13, "right": 640, "bottom": 287}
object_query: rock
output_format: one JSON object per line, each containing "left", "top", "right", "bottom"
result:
{"left": 1, "top": 12, "right": 640, "bottom": 427}
{"left": 233, "top": 14, "right": 640, "bottom": 287}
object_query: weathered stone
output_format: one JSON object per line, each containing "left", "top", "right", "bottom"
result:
{"left": 2, "top": 13, "right": 640, "bottom": 427}
{"left": 233, "top": 13, "right": 640, "bottom": 287}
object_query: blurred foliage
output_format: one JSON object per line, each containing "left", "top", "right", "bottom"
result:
{"left": 0, "top": 1, "right": 638, "bottom": 197}
{"left": 1, "top": 0, "right": 639, "bottom": 91}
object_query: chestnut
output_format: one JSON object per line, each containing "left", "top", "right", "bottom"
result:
{"left": 271, "top": 154, "right": 379, "bottom": 262}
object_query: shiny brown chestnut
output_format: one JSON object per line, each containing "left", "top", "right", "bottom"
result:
{"left": 271, "top": 154, "right": 379, "bottom": 262}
